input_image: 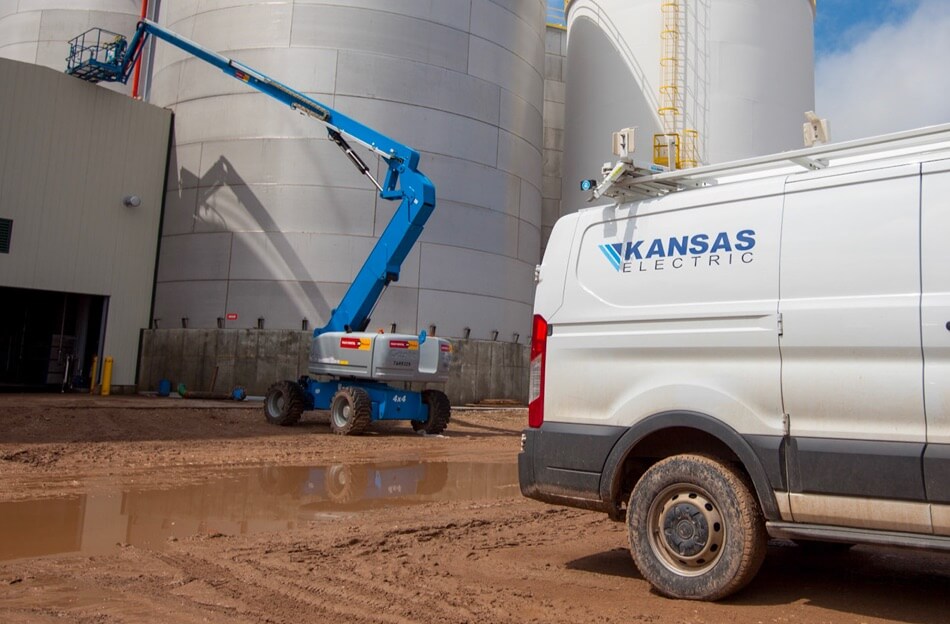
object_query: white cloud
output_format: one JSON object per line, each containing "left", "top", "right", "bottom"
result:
{"left": 815, "top": 0, "right": 950, "bottom": 141}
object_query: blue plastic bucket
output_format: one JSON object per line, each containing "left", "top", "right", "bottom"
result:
{"left": 157, "top": 379, "right": 171, "bottom": 397}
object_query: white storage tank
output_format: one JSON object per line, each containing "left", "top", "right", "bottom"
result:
{"left": 149, "top": 0, "right": 546, "bottom": 343}
{"left": 561, "top": 0, "right": 815, "bottom": 210}
{"left": 0, "top": 0, "right": 141, "bottom": 94}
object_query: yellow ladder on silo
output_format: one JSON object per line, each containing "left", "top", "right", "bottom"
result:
{"left": 654, "top": 0, "right": 700, "bottom": 169}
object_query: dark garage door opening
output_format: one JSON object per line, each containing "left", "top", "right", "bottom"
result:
{"left": 0, "top": 286, "right": 106, "bottom": 391}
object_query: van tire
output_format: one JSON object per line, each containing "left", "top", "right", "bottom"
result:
{"left": 627, "top": 454, "right": 767, "bottom": 601}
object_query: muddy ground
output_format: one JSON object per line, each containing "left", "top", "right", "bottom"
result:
{"left": 0, "top": 394, "right": 947, "bottom": 623}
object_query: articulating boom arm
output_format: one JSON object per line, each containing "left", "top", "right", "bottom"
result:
{"left": 67, "top": 20, "right": 435, "bottom": 336}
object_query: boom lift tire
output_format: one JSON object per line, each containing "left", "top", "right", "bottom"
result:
{"left": 413, "top": 389, "right": 451, "bottom": 435}
{"left": 264, "top": 380, "right": 306, "bottom": 426}
{"left": 329, "top": 386, "right": 372, "bottom": 436}
{"left": 627, "top": 454, "right": 767, "bottom": 601}
{"left": 325, "top": 464, "right": 363, "bottom": 503}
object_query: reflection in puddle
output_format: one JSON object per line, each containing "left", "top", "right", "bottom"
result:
{"left": 0, "top": 461, "right": 518, "bottom": 562}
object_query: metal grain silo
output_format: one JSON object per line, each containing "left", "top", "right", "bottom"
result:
{"left": 150, "top": 0, "right": 546, "bottom": 343}
{"left": 561, "top": 0, "right": 815, "bottom": 210}
{"left": 0, "top": 0, "right": 141, "bottom": 93}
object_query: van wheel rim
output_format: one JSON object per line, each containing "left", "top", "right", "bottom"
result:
{"left": 647, "top": 484, "right": 725, "bottom": 576}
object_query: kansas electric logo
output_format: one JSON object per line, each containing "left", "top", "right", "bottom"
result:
{"left": 599, "top": 229, "right": 756, "bottom": 273}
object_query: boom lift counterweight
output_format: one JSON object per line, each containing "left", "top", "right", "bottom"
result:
{"left": 66, "top": 21, "right": 452, "bottom": 435}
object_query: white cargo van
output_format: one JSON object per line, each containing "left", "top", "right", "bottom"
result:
{"left": 519, "top": 124, "right": 950, "bottom": 601}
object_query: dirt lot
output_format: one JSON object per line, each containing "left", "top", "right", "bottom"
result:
{"left": 0, "top": 394, "right": 947, "bottom": 623}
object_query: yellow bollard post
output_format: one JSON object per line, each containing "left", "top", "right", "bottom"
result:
{"left": 89, "top": 355, "right": 99, "bottom": 395}
{"left": 101, "top": 356, "right": 113, "bottom": 396}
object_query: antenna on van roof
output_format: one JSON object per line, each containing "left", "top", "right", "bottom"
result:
{"left": 581, "top": 127, "right": 672, "bottom": 201}
{"left": 803, "top": 111, "right": 831, "bottom": 147}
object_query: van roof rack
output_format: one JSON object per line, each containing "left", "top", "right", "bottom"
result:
{"left": 588, "top": 122, "right": 950, "bottom": 203}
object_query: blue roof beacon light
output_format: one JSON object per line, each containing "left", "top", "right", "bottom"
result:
{"left": 580, "top": 178, "right": 598, "bottom": 192}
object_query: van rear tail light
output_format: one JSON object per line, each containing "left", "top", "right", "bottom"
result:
{"left": 528, "top": 314, "right": 547, "bottom": 428}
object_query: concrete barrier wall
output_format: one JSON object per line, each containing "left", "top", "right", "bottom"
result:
{"left": 138, "top": 329, "right": 528, "bottom": 406}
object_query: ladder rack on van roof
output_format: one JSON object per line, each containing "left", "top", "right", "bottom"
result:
{"left": 589, "top": 122, "right": 950, "bottom": 203}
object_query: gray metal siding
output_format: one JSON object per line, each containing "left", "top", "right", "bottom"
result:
{"left": 0, "top": 58, "right": 171, "bottom": 386}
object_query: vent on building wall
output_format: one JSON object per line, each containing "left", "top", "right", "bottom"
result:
{"left": 0, "top": 219, "right": 11, "bottom": 253}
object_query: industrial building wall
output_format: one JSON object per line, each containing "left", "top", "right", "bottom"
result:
{"left": 0, "top": 58, "right": 171, "bottom": 389}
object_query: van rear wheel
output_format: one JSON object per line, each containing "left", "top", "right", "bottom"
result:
{"left": 627, "top": 454, "right": 766, "bottom": 601}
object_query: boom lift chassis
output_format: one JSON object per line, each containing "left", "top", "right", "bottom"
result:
{"left": 66, "top": 21, "right": 452, "bottom": 435}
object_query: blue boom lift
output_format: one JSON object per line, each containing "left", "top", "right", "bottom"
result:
{"left": 66, "top": 20, "right": 452, "bottom": 435}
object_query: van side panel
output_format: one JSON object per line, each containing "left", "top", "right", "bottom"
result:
{"left": 545, "top": 182, "right": 785, "bottom": 440}
{"left": 922, "top": 158, "right": 950, "bottom": 512}
{"left": 781, "top": 164, "right": 926, "bottom": 524}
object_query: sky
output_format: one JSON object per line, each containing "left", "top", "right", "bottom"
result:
{"left": 814, "top": 0, "right": 950, "bottom": 140}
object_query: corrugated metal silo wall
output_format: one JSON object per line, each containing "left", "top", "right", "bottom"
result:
{"left": 149, "top": 0, "right": 546, "bottom": 351}
{"left": 561, "top": 0, "right": 815, "bottom": 215}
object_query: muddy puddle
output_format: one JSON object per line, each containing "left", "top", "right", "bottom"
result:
{"left": 0, "top": 461, "right": 518, "bottom": 561}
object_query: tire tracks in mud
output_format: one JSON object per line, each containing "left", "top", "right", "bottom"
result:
{"left": 151, "top": 537, "right": 472, "bottom": 624}
{"left": 1, "top": 502, "right": 590, "bottom": 623}
{"left": 123, "top": 504, "right": 599, "bottom": 624}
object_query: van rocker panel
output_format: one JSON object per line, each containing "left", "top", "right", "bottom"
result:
{"left": 925, "top": 443, "right": 950, "bottom": 503}
{"left": 787, "top": 437, "right": 926, "bottom": 501}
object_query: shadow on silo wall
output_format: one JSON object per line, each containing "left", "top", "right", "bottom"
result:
{"left": 138, "top": 329, "right": 528, "bottom": 406}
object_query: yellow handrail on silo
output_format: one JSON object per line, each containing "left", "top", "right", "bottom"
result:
{"left": 653, "top": 133, "right": 678, "bottom": 168}
{"left": 679, "top": 129, "right": 699, "bottom": 168}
